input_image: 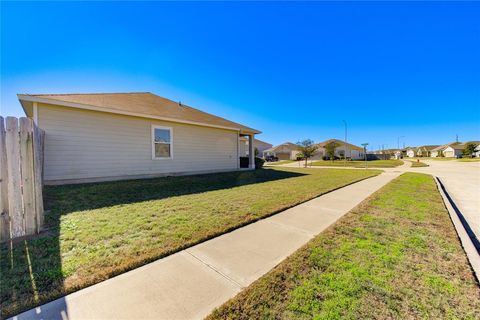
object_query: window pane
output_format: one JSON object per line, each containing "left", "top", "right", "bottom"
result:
{"left": 155, "top": 143, "right": 170, "bottom": 158}
{"left": 154, "top": 128, "right": 171, "bottom": 143}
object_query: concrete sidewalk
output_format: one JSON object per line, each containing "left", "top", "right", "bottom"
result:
{"left": 12, "top": 172, "right": 400, "bottom": 320}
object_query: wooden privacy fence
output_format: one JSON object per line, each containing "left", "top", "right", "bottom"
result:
{"left": 0, "top": 116, "right": 45, "bottom": 242}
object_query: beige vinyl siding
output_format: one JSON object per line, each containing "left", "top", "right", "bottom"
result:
{"left": 37, "top": 103, "right": 239, "bottom": 183}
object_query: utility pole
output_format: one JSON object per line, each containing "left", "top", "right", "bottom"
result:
{"left": 343, "top": 120, "right": 347, "bottom": 167}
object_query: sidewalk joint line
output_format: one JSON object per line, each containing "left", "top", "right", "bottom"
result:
{"left": 184, "top": 250, "right": 245, "bottom": 289}
{"left": 264, "top": 219, "right": 315, "bottom": 237}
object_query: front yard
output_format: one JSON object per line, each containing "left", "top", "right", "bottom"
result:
{"left": 208, "top": 173, "right": 480, "bottom": 319}
{"left": 312, "top": 159, "right": 403, "bottom": 168}
{"left": 1, "top": 167, "right": 379, "bottom": 318}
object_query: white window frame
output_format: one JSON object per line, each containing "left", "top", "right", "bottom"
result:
{"left": 151, "top": 125, "right": 173, "bottom": 160}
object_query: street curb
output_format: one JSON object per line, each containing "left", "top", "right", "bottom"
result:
{"left": 435, "top": 177, "right": 480, "bottom": 283}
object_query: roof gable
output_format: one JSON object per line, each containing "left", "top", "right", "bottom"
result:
{"left": 316, "top": 139, "right": 363, "bottom": 151}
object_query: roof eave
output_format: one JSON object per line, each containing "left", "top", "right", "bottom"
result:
{"left": 18, "top": 94, "right": 261, "bottom": 134}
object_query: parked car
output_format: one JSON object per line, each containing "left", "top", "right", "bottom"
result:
{"left": 265, "top": 155, "right": 279, "bottom": 162}
{"left": 322, "top": 156, "right": 340, "bottom": 161}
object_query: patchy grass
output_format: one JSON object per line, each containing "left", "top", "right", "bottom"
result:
{"left": 312, "top": 159, "right": 403, "bottom": 168}
{"left": 409, "top": 160, "right": 429, "bottom": 167}
{"left": 265, "top": 160, "right": 297, "bottom": 166}
{"left": 458, "top": 158, "right": 480, "bottom": 162}
{"left": 0, "top": 167, "right": 380, "bottom": 318}
{"left": 208, "top": 173, "right": 480, "bottom": 320}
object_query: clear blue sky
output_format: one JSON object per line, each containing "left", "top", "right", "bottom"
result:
{"left": 1, "top": 1, "right": 479, "bottom": 149}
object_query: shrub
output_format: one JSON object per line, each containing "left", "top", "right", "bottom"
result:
{"left": 255, "top": 157, "right": 265, "bottom": 169}
{"left": 240, "top": 157, "right": 265, "bottom": 169}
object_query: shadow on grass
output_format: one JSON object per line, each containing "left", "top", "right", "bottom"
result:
{"left": 0, "top": 235, "right": 67, "bottom": 319}
{"left": 43, "top": 168, "right": 307, "bottom": 215}
{"left": 1, "top": 168, "right": 306, "bottom": 318}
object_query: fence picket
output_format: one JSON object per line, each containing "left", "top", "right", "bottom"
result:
{"left": 0, "top": 117, "right": 9, "bottom": 241}
{"left": 33, "top": 125, "right": 45, "bottom": 231}
{"left": 5, "top": 117, "right": 24, "bottom": 238}
{"left": 20, "top": 118, "right": 36, "bottom": 234}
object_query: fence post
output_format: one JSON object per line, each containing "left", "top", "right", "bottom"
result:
{"left": 33, "top": 125, "right": 45, "bottom": 231}
{"left": 0, "top": 117, "right": 9, "bottom": 241}
{"left": 5, "top": 117, "right": 24, "bottom": 238}
{"left": 20, "top": 118, "right": 36, "bottom": 235}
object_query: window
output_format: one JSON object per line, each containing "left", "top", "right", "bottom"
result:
{"left": 152, "top": 126, "right": 172, "bottom": 159}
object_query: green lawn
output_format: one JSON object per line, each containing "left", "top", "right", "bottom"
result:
{"left": 312, "top": 159, "right": 403, "bottom": 168}
{"left": 0, "top": 167, "right": 380, "bottom": 318}
{"left": 208, "top": 173, "right": 480, "bottom": 320}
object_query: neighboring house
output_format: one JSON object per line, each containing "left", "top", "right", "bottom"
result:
{"left": 461, "top": 141, "right": 480, "bottom": 157}
{"left": 254, "top": 139, "right": 273, "bottom": 156}
{"left": 406, "top": 146, "right": 441, "bottom": 158}
{"left": 239, "top": 138, "right": 272, "bottom": 157}
{"left": 430, "top": 145, "right": 446, "bottom": 158}
{"left": 394, "top": 150, "right": 402, "bottom": 159}
{"left": 314, "top": 139, "right": 364, "bottom": 160}
{"left": 263, "top": 142, "right": 299, "bottom": 160}
{"left": 414, "top": 145, "right": 439, "bottom": 157}
{"left": 18, "top": 92, "right": 260, "bottom": 184}
{"left": 475, "top": 145, "right": 480, "bottom": 157}
{"left": 442, "top": 142, "right": 464, "bottom": 158}
{"left": 431, "top": 141, "right": 479, "bottom": 158}
{"left": 406, "top": 148, "right": 416, "bottom": 158}
{"left": 372, "top": 148, "right": 401, "bottom": 160}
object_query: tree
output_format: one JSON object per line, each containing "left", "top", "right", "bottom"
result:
{"left": 325, "top": 141, "right": 340, "bottom": 161}
{"left": 463, "top": 143, "right": 478, "bottom": 158}
{"left": 254, "top": 147, "right": 259, "bottom": 157}
{"left": 296, "top": 139, "right": 318, "bottom": 167}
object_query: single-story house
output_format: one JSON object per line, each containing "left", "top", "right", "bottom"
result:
{"left": 263, "top": 142, "right": 299, "bottom": 160}
{"left": 313, "top": 139, "right": 365, "bottom": 160}
{"left": 430, "top": 144, "right": 448, "bottom": 157}
{"left": 18, "top": 92, "right": 261, "bottom": 185}
{"left": 442, "top": 142, "right": 464, "bottom": 158}
{"left": 254, "top": 139, "right": 273, "bottom": 155}
{"left": 417, "top": 145, "right": 437, "bottom": 157}
{"left": 406, "top": 147, "right": 416, "bottom": 158}
{"left": 475, "top": 145, "right": 480, "bottom": 157}
{"left": 371, "top": 149, "right": 401, "bottom": 160}
{"left": 239, "top": 138, "right": 272, "bottom": 157}
{"left": 459, "top": 141, "right": 480, "bottom": 157}
{"left": 408, "top": 145, "right": 439, "bottom": 157}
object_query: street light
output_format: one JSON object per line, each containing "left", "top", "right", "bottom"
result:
{"left": 361, "top": 143, "right": 369, "bottom": 169}
{"left": 342, "top": 120, "right": 347, "bottom": 167}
